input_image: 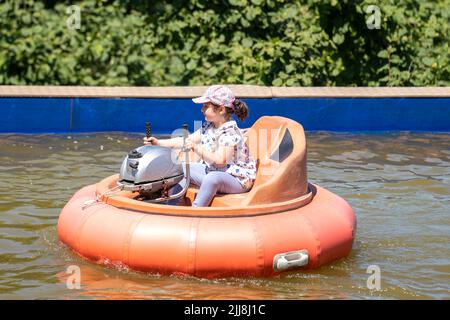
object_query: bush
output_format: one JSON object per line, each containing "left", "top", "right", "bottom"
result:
{"left": 0, "top": 0, "right": 448, "bottom": 86}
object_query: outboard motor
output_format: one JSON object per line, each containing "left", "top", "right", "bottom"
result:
{"left": 118, "top": 145, "right": 183, "bottom": 196}
{"left": 117, "top": 123, "right": 191, "bottom": 202}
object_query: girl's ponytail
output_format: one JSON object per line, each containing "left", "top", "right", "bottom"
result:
{"left": 232, "top": 98, "right": 249, "bottom": 122}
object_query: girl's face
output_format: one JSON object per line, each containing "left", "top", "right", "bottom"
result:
{"left": 201, "top": 102, "right": 226, "bottom": 123}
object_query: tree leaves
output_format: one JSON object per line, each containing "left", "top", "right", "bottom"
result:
{"left": 0, "top": 0, "right": 448, "bottom": 86}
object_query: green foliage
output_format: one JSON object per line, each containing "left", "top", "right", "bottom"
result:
{"left": 0, "top": 0, "right": 448, "bottom": 86}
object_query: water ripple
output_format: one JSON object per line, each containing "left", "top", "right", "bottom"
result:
{"left": 0, "top": 132, "right": 449, "bottom": 299}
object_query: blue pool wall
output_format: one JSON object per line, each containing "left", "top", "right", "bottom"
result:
{"left": 1, "top": 97, "right": 449, "bottom": 133}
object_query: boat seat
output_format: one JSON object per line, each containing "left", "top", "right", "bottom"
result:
{"left": 186, "top": 116, "right": 308, "bottom": 206}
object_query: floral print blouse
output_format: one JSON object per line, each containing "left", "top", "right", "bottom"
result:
{"left": 199, "top": 120, "right": 256, "bottom": 189}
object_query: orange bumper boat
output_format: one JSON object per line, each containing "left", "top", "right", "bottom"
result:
{"left": 58, "top": 116, "right": 356, "bottom": 278}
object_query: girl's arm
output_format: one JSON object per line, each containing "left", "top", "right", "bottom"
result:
{"left": 187, "top": 142, "right": 234, "bottom": 167}
{"left": 158, "top": 137, "right": 183, "bottom": 148}
{"left": 143, "top": 136, "right": 183, "bottom": 148}
{"left": 186, "top": 129, "right": 240, "bottom": 166}
{"left": 143, "top": 129, "right": 201, "bottom": 148}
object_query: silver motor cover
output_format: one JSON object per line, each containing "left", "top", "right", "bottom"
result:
{"left": 118, "top": 145, "right": 183, "bottom": 193}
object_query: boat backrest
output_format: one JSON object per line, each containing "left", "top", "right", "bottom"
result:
{"left": 242, "top": 116, "right": 308, "bottom": 205}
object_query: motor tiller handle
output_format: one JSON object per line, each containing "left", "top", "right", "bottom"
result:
{"left": 145, "top": 122, "right": 151, "bottom": 139}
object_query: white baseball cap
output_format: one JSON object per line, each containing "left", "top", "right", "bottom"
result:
{"left": 192, "top": 85, "right": 236, "bottom": 110}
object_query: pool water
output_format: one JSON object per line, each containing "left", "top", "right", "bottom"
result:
{"left": 0, "top": 132, "right": 449, "bottom": 299}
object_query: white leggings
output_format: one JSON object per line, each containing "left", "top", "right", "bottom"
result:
{"left": 170, "top": 162, "right": 248, "bottom": 207}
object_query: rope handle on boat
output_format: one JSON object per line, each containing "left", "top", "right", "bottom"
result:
{"left": 82, "top": 185, "right": 124, "bottom": 210}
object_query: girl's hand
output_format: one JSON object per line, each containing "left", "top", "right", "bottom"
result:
{"left": 185, "top": 138, "right": 198, "bottom": 151}
{"left": 143, "top": 137, "right": 158, "bottom": 145}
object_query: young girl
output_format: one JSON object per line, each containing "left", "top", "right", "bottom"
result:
{"left": 143, "top": 85, "right": 256, "bottom": 207}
